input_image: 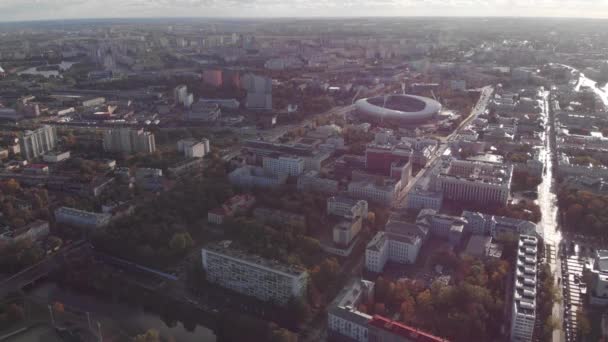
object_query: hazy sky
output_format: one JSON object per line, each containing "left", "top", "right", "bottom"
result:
{"left": 2, "top": 0, "right": 608, "bottom": 22}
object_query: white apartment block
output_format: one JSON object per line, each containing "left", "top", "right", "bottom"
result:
{"left": 201, "top": 241, "right": 308, "bottom": 304}
{"left": 20, "top": 125, "right": 58, "bottom": 160}
{"left": 297, "top": 171, "right": 338, "bottom": 194}
{"left": 333, "top": 217, "right": 363, "bottom": 247}
{"left": 327, "top": 196, "right": 369, "bottom": 220}
{"left": 511, "top": 235, "right": 538, "bottom": 342}
{"left": 54, "top": 207, "right": 111, "bottom": 230}
{"left": 365, "top": 222, "right": 423, "bottom": 273}
{"left": 262, "top": 155, "right": 305, "bottom": 176}
{"left": 43, "top": 151, "right": 70, "bottom": 163}
{"left": 103, "top": 128, "right": 156, "bottom": 154}
{"left": 177, "top": 138, "right": 210, "bottom": 158}
{"left": 437, "top": 159, "right": 512, "bottom": 206}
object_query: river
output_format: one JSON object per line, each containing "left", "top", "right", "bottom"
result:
{"left": 14, "top": 282, "right": 217, "bottom": 342}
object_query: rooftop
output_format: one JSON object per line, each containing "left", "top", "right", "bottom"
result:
{"left": 368, "top": 315, "right": 450, "bottom": 342}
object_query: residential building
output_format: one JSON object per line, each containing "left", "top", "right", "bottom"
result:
{"left": 262, "top": 154, "right": 305, "bottom": 176}
{"left": 437, "top": 159, "right": 512, "bottom": 206}
{"left": 0, "top": 108, "right": 22, "bottom": 121}
{"left": 198, "top": 98, "right": 240, "bottom": 110}
{"left": 253, "top": 207, "right": 305, "bottom": 229}
{"left": 177, "top": 138, "right": 210, "bottom": 158}
{"left": 54, "top": 207, "right": 111, "bottom": 229}
{"left": 103, "top": 128, "right": 156, "bottom": 154}
{"left": 0, "top": 220, "right": 49, "bottom": 247}
{"left": 510, "top": 235, "right": 538, "bottom": 342}
{"left": 186, "top": 102, "right": 222, "bottom": 122}
{"left": 207, "top": 194, "right": 256, "bottom": 225}
{"left": 82, "top": 97, "right": 106, "bottom": 107}
{"left": 201, "top": 241, "right": 308, "bottom": 304}
{"left": 297, "top": 171, "right": 339, "bottom": 194}
{"left": 228, "top": 165, "right": 287, "bottom": 189}
{"left": 333, "top": 217, "right": 363, "bottom": 247}
{"left": 327, "top": 196, "right": 369, "bottom": 220}
{"left": 587, "top": 250, "right": 608, "bottom": 306}
{"left": 462, "top": 211, "right": 538, "bottom": 240}
{"left": 20, "top": 125, "right": 58, "bottom": 160}
{"left": 348, "top": 177, "right": 403, "bottom": 205}
{"left": 43, "top": 151, "right": 70, "bottom": 163}
{"left": 241, "top": 73, "right": 272, "bottom": 110}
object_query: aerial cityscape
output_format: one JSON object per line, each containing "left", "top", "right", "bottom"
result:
{"left": 0, "top": 12, "right": 608, "bottom": 342}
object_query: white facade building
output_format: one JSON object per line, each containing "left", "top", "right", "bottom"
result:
{"left": 365, "top": 221, "right": 423, "bottom": 273}
{"left": 103, "top": 128, "right": 156, "bottom": 154}
{"left": 262, "top": 155, "right": 305, "bottom": 176}
{"left": 54, "top": 207, "right": 111, "bottom": 229}
{"left": 510, "top": 235, "right": 538, "bottom": 342}
{"left": 327, "top": 196, "right": 369, "bottom": 220}
{"left": 201, "top": 241, "right": 308, "bottom": 304}
{"left": 20, "top": 125, "right": 58, "bottom": 160}
{"left": 406, "top": 188, "right": 443, "bottom": 211}
{"left": 177, "top": 138, "right": 210, "bottom": 158}
{"left": 228, "top": 166, "right": 287, "bottom": 189}
{"left": 328, "top": 279, "right": 374, "bottom": 342}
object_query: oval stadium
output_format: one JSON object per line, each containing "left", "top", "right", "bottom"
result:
{"left": 355, "top": 94, "right": 442, "bottom": 125}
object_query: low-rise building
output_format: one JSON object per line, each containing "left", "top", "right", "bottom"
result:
{"left": 228, "top": 166, "right": 287, "bottom": 189}
{"left": 43, "top": 151, "right": 71, "bottom": 163}
{"left": 201, "top": 241, "right": 308, "bottom": 304}
{"left": 207, "top": 194, "right": 256, "bottom": 225}
{"left": 297, "top": 170, "right": 339, "bottom": 194}
{"left": 262, "top": 154, "right": 305, "bottom": 176}
{"left": 54, "top": 207, "right": 111, "bottom": 230}
{"left": 348, "top": 177, "right": 403, "bottom": 205}
{"left": 0, "top": 220, "right": 49, "bottom": 247}
{"left": 253, "top": 207, "right": 305, "bottom": 229}
{"left": 327, "top": 196, "right": 369, "bottom": 220}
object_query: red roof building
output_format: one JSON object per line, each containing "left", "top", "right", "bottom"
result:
{"left": 367, "top": 315, "right": 449, "bottom": 342}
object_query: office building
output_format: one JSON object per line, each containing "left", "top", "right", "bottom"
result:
{"left": 348, "top": 176, "right": 403, "bottom": 205}
{"left": 328, "top": 279, "right": 374, "bottom": 342}
{"left": 406, "top": 188, "right": 443, "bottom": 211}
{"left": 510, "top": 235, "right": 538, "bottom": 342}
{"left": 54, "top": 207, "right": 111, "bottom": 230}
{"left": 437, "top": 159, "right": 512, "bottom": 206}
{"left": 201, "top": 241, "right": 308, "bottom": 304}
{"left": 327, "top": 196, "right": 369, "bottom": 220}
{"left": 333, "top": 217, "right": 363, "bottom": 247}
{"left": 365, "top": 221, "right": 424, "bottom": 273}
{"left": 462, "top": 211, "right": 537, "bottom": 240}
{"left": 262, "top": 154, "right": 305, "bottom": 176}
{"left": 20, "top": 125, "right": 58, "bottom": 160}
{"left": 103, "top": 128, "right": 156, "bottom": 154}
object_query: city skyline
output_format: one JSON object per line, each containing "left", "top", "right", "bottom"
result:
{"left": 3, "top": 0, "right": 608, "bottom": 22}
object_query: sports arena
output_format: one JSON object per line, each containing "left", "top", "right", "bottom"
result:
{"left": 355, "top": 94, "right": 441, "bottom": 125}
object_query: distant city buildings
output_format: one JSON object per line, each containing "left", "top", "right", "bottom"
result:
{"left": 228, "top": 165, "right": 287, "bottom": 189}
{"left": 201, "top": 241, "right": 308, "bottom": 304}
{"left": 103, "top": 128, "right": 156, "bottom": 154}
{"left": 186, "top": 101, "right": 222, "bottom": 122}
{"left": 207, "top": 194, "right": 256, "bottom": 225}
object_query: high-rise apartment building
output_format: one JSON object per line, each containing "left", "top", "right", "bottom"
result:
{"left": 20, "top": 125, "right": 57, "bottom": 160}
{"left": 103, "top": 128, "right": 156, "bottom": 154}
